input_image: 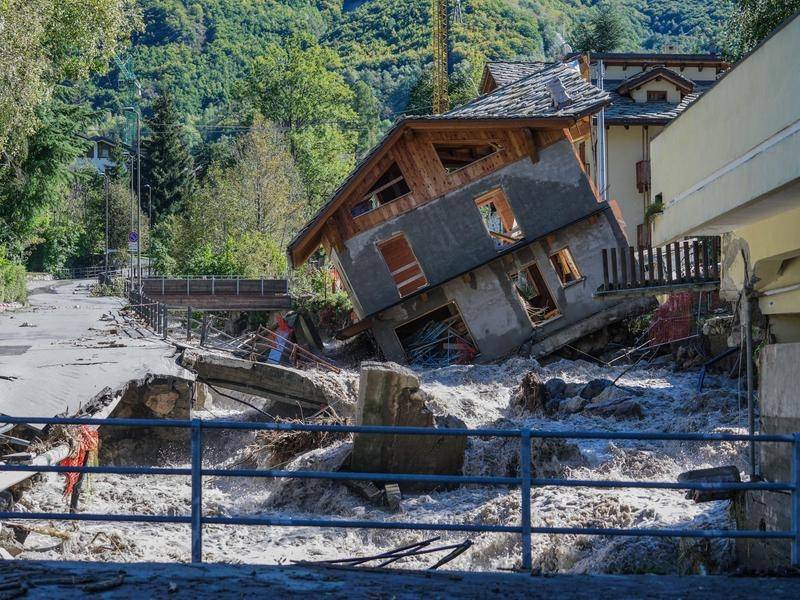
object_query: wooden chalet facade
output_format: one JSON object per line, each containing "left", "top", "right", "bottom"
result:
{"left": 288, "top": 62, "right": 650, "bottom": 364}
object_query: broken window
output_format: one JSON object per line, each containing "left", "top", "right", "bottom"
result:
{"left": 396, "top": 302, "right": 478, "bottom": 367}
{"left": 511, "top": 262, "right": 561, "bottom": 325}
{"left": 377, "top": 233, "right": 428, "bottom": 297}
{"left": 434, "top": 142, "right": 501, "bottom": 174}
{"left": 549, "top": 248, "right": 581, "bottom": 285}
{"left": 647, "top": 90, "right": 667, "bottom": 102}
{"left": 474, "top": 188, "right": 523, "bottom": 249}
{"left": 351, "top": 162, "right": 411, "bottom": 217}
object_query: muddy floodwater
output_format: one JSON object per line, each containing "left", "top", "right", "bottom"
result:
{"left": 16, "top": 357, "right": 746, "bottom": 574}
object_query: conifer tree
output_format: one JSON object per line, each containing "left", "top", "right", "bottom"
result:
{"left": 142, "top": 93, "right": 196, "bottom": 218}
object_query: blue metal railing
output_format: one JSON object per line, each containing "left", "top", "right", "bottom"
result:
{"left": 1, "top": 415, "right": 799, "bottom": 569}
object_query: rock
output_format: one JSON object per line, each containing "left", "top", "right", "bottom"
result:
{"left": 351, "top": 362, "right": 465, "bottom": 490}
{"left": 579, "top": 378, "right": 613, "bottom": 400}
{"left": 545, "top": 399, "right": 561, "bottom": 414}
{"left": 583, "top": 397, "right": 644, "bottom": 420}
{"left": 193, "top": 382, "right": 214, "bottom": 411}
{"left": 561, "top": 396, "right": 588, "bottom": 413}
{"left": 564, "top": 382, "right": 583, "bottom": 397}
{"left": 144, "top": 389, "right": 179, "bottom": 416}
{"left": 544, "top": 378, "right": 567, "bottom": 399}
{"left": 512, "top": 372, "right": 549, "bottom": 413}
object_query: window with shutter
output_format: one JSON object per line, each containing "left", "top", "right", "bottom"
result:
{"left": 377, "top": 234, "right": 428, "bottom": 297}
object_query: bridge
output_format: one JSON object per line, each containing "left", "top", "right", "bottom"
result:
{"left": 130, "top": 277, "right": 292, "bottom": 311}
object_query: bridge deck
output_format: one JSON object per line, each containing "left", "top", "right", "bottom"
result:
{"left": 3, "top": 561, "right": 799, "bottom": 599}
{"left": 137, "top": 278, "right": 292, "bottom": 310}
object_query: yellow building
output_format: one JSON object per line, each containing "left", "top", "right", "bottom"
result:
{"left": 650, "top": 13, "right": 800, "bottom": 568}
{"left": 651, "top": 14, "right": 800, "bottom": 343}
{"left": 481, "top": 53, "right": 729, "bottom": 246}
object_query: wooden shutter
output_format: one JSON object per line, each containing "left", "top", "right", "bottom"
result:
{"left": 378, "top": 234, "right": 427, "bottom": 297}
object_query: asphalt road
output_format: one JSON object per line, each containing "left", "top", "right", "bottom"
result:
{"left": 0, "top": 279, "right": 188, "bottom": 426}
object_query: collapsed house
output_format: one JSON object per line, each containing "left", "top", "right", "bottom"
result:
{"left": 288, "top": 60, "right": 650, "bottom": 365}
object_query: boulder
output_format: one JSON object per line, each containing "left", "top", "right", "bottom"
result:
{"left": 561, "top": 396, "right": 588, "bottom": 414}
{"left": 579, "top": 378, "right": 613, "bottom": 400}
{"left": 351, "top": 362, "right": 465, "bottom": 490}
{"left": 583, "top": 397, "right": 644, "bottom": 420}
{"left": 512, "top": 372, "right": 549, "bottom": 413}
{"left": 545, "top": 378, "right": 567, "bottom": 400}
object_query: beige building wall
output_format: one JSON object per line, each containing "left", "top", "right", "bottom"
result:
{"left": 604, "top": 125, "right": 662, "bottom": 244}
{"left": 604, "top": 65, "right": 717, "bottom": 81}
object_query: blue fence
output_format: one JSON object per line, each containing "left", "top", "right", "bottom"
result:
{"left": 1, "top": 415, "right": 799, "bottom": 569}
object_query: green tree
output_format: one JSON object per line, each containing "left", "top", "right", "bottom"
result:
{"left": 0, "top": 92, "right": 94, "bottom": 258}
{"left": 722, "top": 0, "right": 800, "bottom": 58}
{"left": 405, "top": 60, "right": 481, "bottom": 115}
{"left": 571, "top": 2, "right": 632, "bottom": 52}
{"left": 243, "top": 33, "right": 357, "bottom": 208}
{"left": 352, "top": 80, "right": 385, "bottom": 155}
{"left": 142, "top": 93, "right": 196, "bottom": 218}
{"left": 0, "top": 0, "right": 139, "bottom": 162}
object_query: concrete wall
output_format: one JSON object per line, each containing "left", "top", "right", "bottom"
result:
{"left": 733, "top": 341, "right": 800, "bottom": 568}
{"left": 371, "top": 210, "right": 627, "bottom": 362}
{"left": 606, "top": 125, "right": 648, "bottom": 243}
{"left": 335, "top": 140, "right": 604, "bottom": 317}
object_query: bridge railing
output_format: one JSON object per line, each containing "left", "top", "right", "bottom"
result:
{"left": 1, "top": 415, "right": 798, "bottom": 570}
{"left": 140, "top": 277, "right": 289, "bottom": 297}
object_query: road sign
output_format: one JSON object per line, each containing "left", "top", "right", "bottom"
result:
{"left": 128, "top": 231, "right": 139, "bottom": 243}
{"left": 128, "top": 242, "right": 139, "bottom": 253}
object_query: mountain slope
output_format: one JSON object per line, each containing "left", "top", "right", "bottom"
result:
{"left": 86, "top": 0, "right": 729, "bottom": 128}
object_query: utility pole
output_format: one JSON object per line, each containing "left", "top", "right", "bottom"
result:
{"left": 146, "top": 184, "right": 152, "bottom": 227}
{"left": 104, "top": 171, "right": 109, "bottom": 274}
{"left": 136, "top": 111, "right": 142, "bottom": 289}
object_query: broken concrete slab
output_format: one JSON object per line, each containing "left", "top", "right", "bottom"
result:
{"left": 350, "top": 362, "right": 465, "bottom": 490}
{"left": 180, "top": 348, "right": 350, "bottom": 412}
{"left": 678, "top": 465, "right": 741, "bottom": 502}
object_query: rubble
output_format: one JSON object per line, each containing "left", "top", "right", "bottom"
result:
{"left": 351, "top": 362, "right": 466, "bottom": 490}
{"left": 579, "top": 378, "right": 613, "bottom": 400}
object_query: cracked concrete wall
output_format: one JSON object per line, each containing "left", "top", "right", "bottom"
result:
{"left": 337, "top": 140, "right": 605, "bottom": 317}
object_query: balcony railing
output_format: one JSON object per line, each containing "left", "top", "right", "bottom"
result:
{"left": 595, "top": 238, "right": 720, "bottom": 297}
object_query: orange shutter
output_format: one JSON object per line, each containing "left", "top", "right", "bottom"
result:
{"left": 378, "top": 234, "right": 428, "bottom": 297}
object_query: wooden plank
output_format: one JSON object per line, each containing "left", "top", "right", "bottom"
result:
{"left": 673, "top": 242, "right": 681, "bottom": 282}
{"left": 692, "top": 240, "right": 700, "bottom": 280}
{"left": 683, "top": 241, "right": 691, "bottom": 283}
{"left": 701, "top": 239, "right": 710, "bottom": 278}
{"left": 665, "top": 244, "right": 673, "bottom": 283}
{"left": 629, "top": 246, "right": 637, "bottom": 287}
{"left": 656, "top": 247, "right": 664, "bottom": 284}
{"left": 620, "top": 246, "right": 628, "bottom": 288}
{"left": 646, "top": 246, "right": 654, "bottom": 286}
{"left": 610, "top": 247, "right": 619, "bottom": 289}
{"left": 601, "top": 249, "right": 609, "bottom": 291}
{"left": 637, "top": 246, "right": 645, "bottom": 285}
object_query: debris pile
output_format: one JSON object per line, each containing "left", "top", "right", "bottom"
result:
{"left": 403, "top": 316, "right": 477, "bottom": 368}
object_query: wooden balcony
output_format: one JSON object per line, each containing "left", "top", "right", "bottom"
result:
{"left": 594, "top": 237, "right": 721, "bottom": 298}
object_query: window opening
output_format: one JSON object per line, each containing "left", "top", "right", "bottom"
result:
{"left": 434, "top": 142, "right": 501, "bottom": 173}
{"left": 550, "top": 248, "right": 581, "bottom": 284}
{"left": 395, "top": 302, "right": 478, "bottom": 367}
{"left": 377, "top": 234, "right": 427, "bottom": 297}
{"left": 351, "top": 162, "right": 410, "bottom": 217}
{"left": 511, "top": 262, "right": 561, "bottom": 325}
{"left": 474, "top": 188, "right": 523, "bottom": 249}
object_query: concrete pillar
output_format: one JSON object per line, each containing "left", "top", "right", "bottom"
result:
{"left": 350, "top": 361, "right": 465, "bottom": 489}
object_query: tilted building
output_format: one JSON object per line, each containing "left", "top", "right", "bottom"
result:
{"left": 288, "top": 61, "right": 649, "bottom": 365}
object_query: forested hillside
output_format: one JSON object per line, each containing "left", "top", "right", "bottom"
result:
{"left": 86, "top": 0, "right": 730, "bottom": 130}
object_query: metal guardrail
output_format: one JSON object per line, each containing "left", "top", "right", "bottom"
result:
{"left": 1, "top": 416, "right": 799, "bottom": 569}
